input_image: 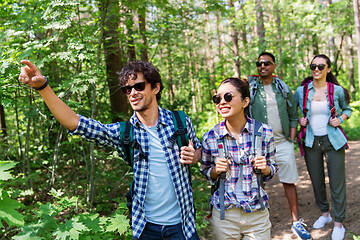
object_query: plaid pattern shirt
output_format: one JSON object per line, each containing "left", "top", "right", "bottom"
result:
{"left": 200, "top": 117, "right": 278, "bottom": 212}
{"left": 70, "top": 106, "right": 201, "bottom": 239}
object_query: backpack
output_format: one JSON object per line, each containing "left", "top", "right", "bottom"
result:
{"left": 209, "top": 119, "right": 265, "bottom": 220}
{"left": 119, "top": 110, "right": 190, "bottom": 223}
{"left": 297, "top": 80, "right": 349, "bottom": 156}
{"left": 248, "top": 75, "right": 292, "bottom": 118}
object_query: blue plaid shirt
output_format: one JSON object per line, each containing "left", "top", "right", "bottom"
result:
{"left": 70, "top": 106, "right": 201, "bottom": 239}
{"left": 200, "top": 117, "right": 278, "bottom": 212}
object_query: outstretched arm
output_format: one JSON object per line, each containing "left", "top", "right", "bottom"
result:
{"left": 19, "top": 60, "right": 80, "bottom": 131}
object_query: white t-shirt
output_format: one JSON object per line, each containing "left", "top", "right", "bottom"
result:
{"left": 310, "top": 101, "right": 329, "bottom": 136}
{"left": 264, "top": 85, "right": 286, "bottom": 144}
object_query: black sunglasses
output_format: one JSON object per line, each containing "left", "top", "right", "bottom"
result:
{"left": 213, "top": 92, "right": 233, "bottom": 104}
{"left": 256, "top": 61, "right": 274, "bottom": 67}
{"left": 309, "top": 64, "right": 326, "bottom": 71}
{"left": 121, "top": 82, "right": 146, "bottom": 95}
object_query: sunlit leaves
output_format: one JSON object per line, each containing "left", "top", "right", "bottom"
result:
{"left": 0, "top": 189, "right": 24, "bottom": 227}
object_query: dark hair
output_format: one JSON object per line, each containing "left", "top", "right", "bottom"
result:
{"left": 118, "top": 60, "right": 164, "bottom": 101}
{"left": 309, "top": 54, "right": 351, "bottom": 104}
{"left": 258, "top": 51, "right": 275, "bottom": 63}
{"left": 219, "top": 77, "right": 250, "bottom": 113}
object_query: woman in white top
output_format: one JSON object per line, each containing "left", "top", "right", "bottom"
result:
{"left": 294, "top": 54, "right": 352, "bottom": 240}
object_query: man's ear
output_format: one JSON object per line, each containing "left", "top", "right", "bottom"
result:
{"left": 154, "top": 82, "right": 161, "bottom": 95}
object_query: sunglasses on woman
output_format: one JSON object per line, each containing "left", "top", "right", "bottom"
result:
{"left": 213, "top": 92, "right": 233, "bottom": 104}
{"left": 121, "top": 82, "right": 146, "bottom": 95}
{"left": 255, "top": 61, "right": 274, "bottom": 67}
{"left": 309, "top": 64, "right": 326, "bottom": 71}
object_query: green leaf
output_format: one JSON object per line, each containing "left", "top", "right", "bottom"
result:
{"left": 106, "top": 213, "right": 129, "bottom": 234}
{"left": 12, "top": 230, "right": 45, "bottom": 240}
{"left": 0, "top": 161, "right": 18, "bottom": 181}
{"left": 80, "top": 213, "right": 102, "bottom": 232}
{"left": 53, "top": 218, "right": 89, "bottom": 240}
{"left": 0, "top": 189, "right": 24, "bottom": 226}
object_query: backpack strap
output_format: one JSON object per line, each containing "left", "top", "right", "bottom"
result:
{"left": 119, "top": 121, "right": 134, "bottom": 167}
{"left": 273, "top": 77, "right": 292, "bottom": 107}
{"left": 297, "top": 84, "right": 310, "bottom": 156}
{"left": 252, "top": 119, "right": 265, "bottom": 211}
{"left": 168, "top": 110, "right": 189, "bottom": 148}
{"left": 327, "top": 82, "right": 336, "bottom": 118}
{"left": 248, "top": 76, "right": 258, "bottom": 118}
{"left": 213, "top": 123, "right": 227, "bottom": 220}
{"left": 327, "top": 83, "right": 349, "bottom": 150}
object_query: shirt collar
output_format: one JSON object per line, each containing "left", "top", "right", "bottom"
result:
{"left": 217, "top": 116, "right": 251, "bottom": 139}
{"left": 130, "top": 106, "right": 169, "bottom": 128}
{"left": 307, "top": 81, "right": 315, "bottom": 90}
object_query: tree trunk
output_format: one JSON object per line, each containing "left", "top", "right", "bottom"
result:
{"left": 102, "top": 0, "right": 128, "bottom": 123}
{"left": 256, "top": 0, "right": 266, "bottom": 51}
{"left": 138, "top": 6, "right": 148, "bottom": 62}
{"left": 275, "top": 1, "right": 283, "bottom": 79}
{"left": 206, "top": 14, "right": 216, "bottom": 99}
{"left": 348, "top": 35, "right": 356, "bottom": 100}
{"left": 184, "top": 28, "right": 197, "bottom": 113}
{"left": 51, "top": 127, "right": 64, "bottom": 187}
{"left": 228, "top": 0, "right": 240, "bottom": 78}
{"left": 216, "top": 13, "right": 224, "bottom": 77}
{"left": 166, "top": 47, "right": 174, "bottom": 107}
{"left": 126, "top": 8, "right": 136, "bottom": 62}
{"left": 192, "top": 34, "right": 203, "bottom": 112}
{"left": 353, "top": 0, "right": 360, "bottom": 93}
{"left": 328, "top": 0, "right": 336, "bottom": 60}
{"left": 0, "top": 104, "right": 6, "bottom": 137}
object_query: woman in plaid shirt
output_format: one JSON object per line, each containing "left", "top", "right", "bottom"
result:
{"left": 200, "top": 78, "right": 278, "bottom": 240}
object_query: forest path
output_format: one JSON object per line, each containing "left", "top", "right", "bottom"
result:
{"left": 268, "top": 141, "right": 360, "bottom": 240}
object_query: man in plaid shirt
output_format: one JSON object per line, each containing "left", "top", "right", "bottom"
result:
{"left": 19, "top": 60, "right": 202, "bottom": 240}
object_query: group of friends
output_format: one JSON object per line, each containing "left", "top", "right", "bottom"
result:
{"left": 18, "top": 51, "right": 352, "bottom": 240}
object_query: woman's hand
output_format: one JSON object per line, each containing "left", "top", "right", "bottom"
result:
{"left": 299, "top": 117, "right": 308, "bottom": 127}
{"left": 214, "top": 157, "right": 231, "bottom": 175}
{"left": 329, "top": 116, "right": 341, "bottom": 127}
{"left": 252, "top": 156, "right": 271, "bottom": 176}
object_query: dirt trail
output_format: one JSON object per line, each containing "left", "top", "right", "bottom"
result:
{"left": 268, "top": 141, "right": 360, "bottom": 240}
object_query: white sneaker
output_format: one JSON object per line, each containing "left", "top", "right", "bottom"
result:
{"left": 332, "top": 226, "right": 345, "bottom": 240}
{"left": 313, "top": 214, "right": 332, "bottom": 229}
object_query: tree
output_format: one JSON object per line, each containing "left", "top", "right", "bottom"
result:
{"left": 101, "top": 0, "right": 129, "bottom": 122}
{"left": 353, "top": 0, "right": 360, "bottom": 93}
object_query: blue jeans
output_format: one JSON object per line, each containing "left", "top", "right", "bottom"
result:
{"left": 135, "top": 222, "right": 200, "bottom": 240}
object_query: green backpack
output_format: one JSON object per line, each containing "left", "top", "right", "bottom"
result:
{"left": 119, "top": 110, "right": 191, "bottom": 223}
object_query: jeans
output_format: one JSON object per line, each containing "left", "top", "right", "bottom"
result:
{"left": 136, "top": 222, "right": 200, "bottom": 240}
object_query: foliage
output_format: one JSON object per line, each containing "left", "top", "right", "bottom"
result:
{"left": 342, "top": 100, "right": 360, "bottom": 140}
{"left": 0, "top": 161, "right": 24, "bottom": 228}
{"left": 1, "top": 0, "right": 360, "bottom": 239}
{"left": 12, "top": 189, "right": 131, "bottom": 240}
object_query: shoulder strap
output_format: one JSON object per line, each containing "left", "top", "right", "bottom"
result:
{"left": 252, "top": 119, "right": 265, "bottom": 211}
{"left": 252, "top": 119, "right": 263, "bottom": 161}
{"left": 119, "top": 121, "right": 134, "bottom": 167}
{"left": 248, "top": 76, "right": 258, "bottom": 118}
{"left": 273, "top": 78, "right": 292, "bottom": 107}
{"left": 170, "top": 110, "right": 189, "bottom": 148}
{"left": 302, "top": 84, "right": 310, "bottom": 117}
{"left": 248, "top": 76, "right": 258, "bottom": 105}
{"left": 327, "top": 82, "right": 337, "bottom": 117}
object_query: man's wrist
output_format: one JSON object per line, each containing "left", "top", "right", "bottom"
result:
{"left": 34, "top": 76, "right": 49, "bottom": 91}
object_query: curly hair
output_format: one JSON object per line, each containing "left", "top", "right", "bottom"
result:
{"left": 117, "top": 60, "right": 164, "bottom": 101}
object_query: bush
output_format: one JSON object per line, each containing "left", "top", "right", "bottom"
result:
{"left": 342, "top": 100, "right": 360, "bottom": 140}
